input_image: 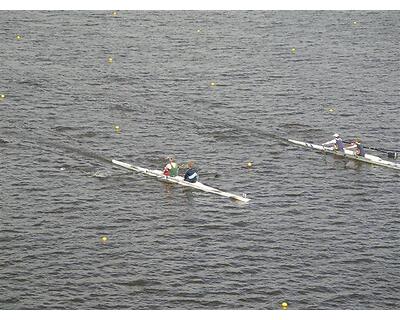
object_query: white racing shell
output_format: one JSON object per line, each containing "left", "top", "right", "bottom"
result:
{"left": 112, "top": 159, "right": 250, "bottom": 203}
{"left": 288, "top": 139, "right": 400, "bottom": 171}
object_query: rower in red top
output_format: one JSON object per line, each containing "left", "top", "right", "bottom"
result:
{"left": 346, "top": 138, "right": 366, "bottom": 157}
{"left": 163, "top": 157, "right": 179, "bottom": 177}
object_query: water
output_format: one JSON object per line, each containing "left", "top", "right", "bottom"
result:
{"left": 1, "top": 11, "right": 399, "bottom": 309}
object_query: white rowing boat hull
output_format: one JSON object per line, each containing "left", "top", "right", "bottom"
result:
{"left": 288, "top": 139, "right": 400, "bottom": 171}
{"left": 112, "top": 159, "right": 250, "bottom": 203}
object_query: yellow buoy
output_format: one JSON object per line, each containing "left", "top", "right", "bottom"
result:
{"left": 210, "top": 82, "right": 216, "bottom": 87}
{"left": 112, "top": 11, "right": 118, "bottom": 16}
{"left": 328, "top": 108, "right": 335, "bottom": 112}
{"left": 108, "top": 57, "right": 113, "bottom": 64}
{"left": 113, "top": 125, "right": 121, "bottom": 134}
{"left": 353, "top": 21, "right": 357, "bottom": 25}
{"left": 247, "top": 161, "right": 253, "bottom": 168}
{"left": 16, "top": 34, "right": 22, "bottom": 40}
{"left": 100, "top": 236, "right": 108, "bottom": 242}
{"left": 0, "top": 94, "right": 5, "bottom": 101}
{"left": 197, "top": 29, "right": 201, "bottom": 33}
{"left": 281, "top": 301, "right": 288, "bottom": 309}
{"left": 291, "top": 48, "right": 296, "bottom": 54}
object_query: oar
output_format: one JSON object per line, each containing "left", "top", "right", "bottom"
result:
{"left": 365, "top": 146, "right": 398, "bottom": 159}
{"left": 176, "top": 163, "right": 220, "bottom": 178}
{"left": 343, "top": 140, "right": 399, "bottom": 159}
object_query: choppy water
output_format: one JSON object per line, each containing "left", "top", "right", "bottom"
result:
{"left": 1, "top": 11, "right": 399, "bottom": 309}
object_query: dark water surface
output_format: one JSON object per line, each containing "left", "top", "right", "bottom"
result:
{"left": 1, "top": 11, "right": 399, "bottom": 309}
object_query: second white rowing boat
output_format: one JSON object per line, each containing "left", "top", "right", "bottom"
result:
{"left": 112, "top": 159, "right": 250, "bottom": 203}
{"left": 288, "top": 139, "right": 400, "bottom": 171}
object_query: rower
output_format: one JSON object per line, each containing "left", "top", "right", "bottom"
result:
{"left": 347, "top": 138, "right": 366, "bottom": 157}
{"left": 163, "top": 157, "right": 179, "bottom": 177}
{"left": 184, "top": 160, "right": 198, "bottom": 183}
{"left": 322, "top": 133, "right": 345, "bottom": 152}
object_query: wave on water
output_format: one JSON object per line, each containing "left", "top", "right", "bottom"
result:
{"left": 92, "top": 170, "right": 112, "bottom": 178}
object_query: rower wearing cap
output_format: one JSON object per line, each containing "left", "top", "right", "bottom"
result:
{"left": 322, "top": 133, "right": 345, "bottom": 152}
{"left": 184, "top": 160, "right": 198, "bottom": 183}
{"left": 163, "top": 157, "right": 179, "bottom": 177}
{"left": 347, "top": 138, "right": 366, "bottom": 157}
